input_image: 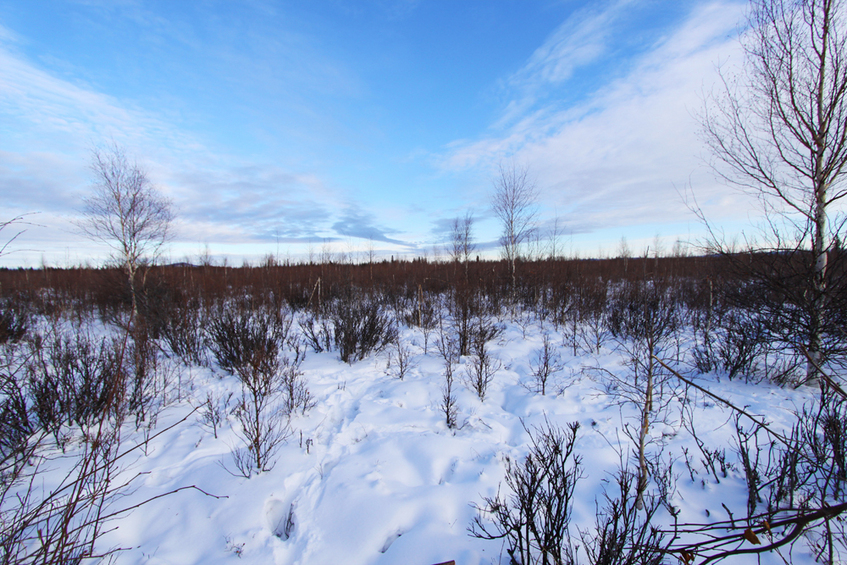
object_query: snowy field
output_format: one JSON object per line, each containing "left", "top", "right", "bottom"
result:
{"left": 4, "top": 307, "right": 831, "bottom": 565}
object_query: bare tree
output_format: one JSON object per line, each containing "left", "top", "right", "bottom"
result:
{"left": 547, "top": 215, "right": 564, "bottom": 260}
{"left": 617, "top": 235, "right": 632, "bottom": 275}
{"left": 702, "top": 0, "right": 847, "bottom": 384}
{"left": 450, "top": 212, "right": 475, "bottom": 280}
{"left": 491, "top": 163, "right": 538, "bottom": 304}
{"left": 617, "top": 235, "right": 631, "bottom": 259}
{"left": 79, "top": 144, "right": 174, "bottom": 319}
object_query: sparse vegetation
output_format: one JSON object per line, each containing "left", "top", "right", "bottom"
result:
{"left": 0, "top": 246, "right": 844, "bottom": 562}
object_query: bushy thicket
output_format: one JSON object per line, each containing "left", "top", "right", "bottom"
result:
{"left": 300, "top": 290, "right": 397, "bottom": 364}
{"left": 0, "top": 295, "right": 29, "bottom": 344}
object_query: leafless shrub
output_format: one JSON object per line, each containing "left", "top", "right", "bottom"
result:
{"left": 299, "top": 311, "right": 333, "bottom": 354}
{"left": 23, "top": 378, "right": 59, "bottom": 446}
{"left": 528, "top": 333, "right": 564, "bottom": 395}
{"left": 474, "top": 316, "right": 503, "bottom": 345}
{"left": 450, "top": 286, "right": 482, "bottom": 357}
{"left": 678, "top": 400, "right": 732, "bottom": 486}
{"left": 27, "top": 330, "right": 124, "bottom": 440}
{"left": 648, "top": 451, "right": 681, "bottom": 519}
{"left": 766, "top": 392, "right": 847, "bottom": 562}
{"left": 661, "top": 362, "right": 847, "bottom": 564}
{"left": 0, "top": 427, "right": 122, "bottom": 565}
{"left": 1, "top": 315, "right": 216, "bottom": 564}
{"left": 436, "top": 315, "right": 460, "bottom": 430}
{"left": 441, "top": 362, "right": 458, "bottom": 431}
{"left": 386, "top": 337, "right": 416, "bottom": 380}
{"left": 470, "top": 420, "right": 582, "bottom": 565}
{"left": 403, "top": 287, "right": 438, "bottom": 354}
{"left": 160, "top": 296, "right": 207, "bottom": 367}
{"left": 0, "top": 352, "right": 32, "bottom": 465}
{"left": 464, "top": 334, "right": 501, "bottom": 402}
{"left": 0, "top": 414, "right": 219, "bottom": 565}
{"left": 127, "top": 329, "right": 160, "bottom": 427}
{"left": 579, "top": 465, "right": 669, "bottom": 565}
{"left": 207, "top": 303, "right": 291, "bottom": 373}
{"left": 230, "top": 346, "right": 292, "bottom": 477}
{"left": 693, "top": 310, "right": 766, "bottom": 380}
{"left": 196, "top": 390, "right": 233, "bottom": 439}
{"left": 691, "top": 331, "right": 717, "bottom": 375}
{"left": 573, "top": 282, "right": 610, "bottom": 354}
{"left": 330, "top": 295, "right": 397, "bottom": 364}
{"left": 734, "top": 416, "right": 767, "bottom": 518}
{"left": 0, "top": 297, "right": 29, "bottom": 345}
{"left": 299, "top": 292, "right": 396, "bottom": 363}
{"left": 206, "top": 302, "right": 296, "bottom": 476}
{"left": 280, "top": 341, "right": 313, "bottom": 416}
{"left": 26, "top": 322, "right": 170, "bottom": 433}
{"left": 231, "top": 405, "right": 290, "bottom": 478}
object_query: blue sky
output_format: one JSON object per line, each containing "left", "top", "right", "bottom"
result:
{"left": 0, "top": 0, "right": 754, "bottom": 266}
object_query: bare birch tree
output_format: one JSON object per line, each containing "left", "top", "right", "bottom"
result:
{"left": 450, "top": 212, "right": 475, "bottom": 281}
{"left": 79, "top": 144, "right": 174, "bottom": 319}
{"left": 491, "top": 163, "right": 538, "bottom": 304}
{"left": 702, "top": 0, "right": 847, "bottom": 384}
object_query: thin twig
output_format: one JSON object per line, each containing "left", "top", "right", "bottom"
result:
{"left": 652, "top": 356, "right": 793, "bottom": 448}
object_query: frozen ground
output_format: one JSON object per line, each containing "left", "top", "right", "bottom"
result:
{"left": 39, "top": 315, "right": 820, "bottom": 564}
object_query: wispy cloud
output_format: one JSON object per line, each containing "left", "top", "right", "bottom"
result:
{"left": 442, "top": 1, "right": 751, "bottom": 237}
{"left": 494, "top": 0, "right": 634, "bottom": 129}
{"left": 168, "top": 164, "right": 336, "bottom": 243}
{"left": 0, "top": 28, "right": 358, "bottom": 263}
{"left": 0, "top": 33, "right": 206, "bottom": 169}
{"left": 332, "top": 206, "right": 415, "bottom": 248}
{"left": 0, "top": 0, "right": 758, "bottom": 265}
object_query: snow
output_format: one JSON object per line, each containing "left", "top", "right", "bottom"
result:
{"left": 17, "top": 314, "right": 822, "bottom": 564}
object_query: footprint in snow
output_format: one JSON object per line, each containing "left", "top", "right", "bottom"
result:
{"left": 379, "top": 528, "right": 404, "bottom": 554}
{"left": 264, "top": 498, "right": 295, "bottom": 541}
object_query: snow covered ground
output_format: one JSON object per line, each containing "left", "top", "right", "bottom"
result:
{"left": 23, "top": 313, "right": 823, "bottom": 564}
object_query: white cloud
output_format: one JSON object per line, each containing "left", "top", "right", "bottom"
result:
{"left": 492, "top": 1, "right": 634, "bottom": 130}
{"left": 0, "top": 0, "right": 762, "bottom": 265}
{"left": 512, "top": 3, "right": 632, "bottom": 83}
{"left": 0, "top": 36, "right": 351, "bottom": 265}
{"left": 442, "top": 1, "right": 754, "bottom": 241}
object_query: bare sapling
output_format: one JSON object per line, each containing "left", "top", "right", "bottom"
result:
{"left": 464, "top": 333, "right": 501, "bottom": 402}
{"left": 490, "top": 162, "right": 538, "bottom": 313}
{"left": 280, "top": 340, "right": 314, "bottom": 416}
{"left": 436, "top": 315, "right": 460, "bottom": 429}
{"left": 528, "top": 332, "right": 564, "bottom": 395}
{"left": 607, "top": 279, "right": 679, "bottom": 509}
{"left": 232, "top": 346, "right": 291, "bottom": 477}
{"left": 196, "top": 390, "right": 232, "bottom": 439}
{"left": 441, "top": 357, "right": 459, "bottom": 430}
{"left": 386, "top": 335, "right": 416, "bottom": 380}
